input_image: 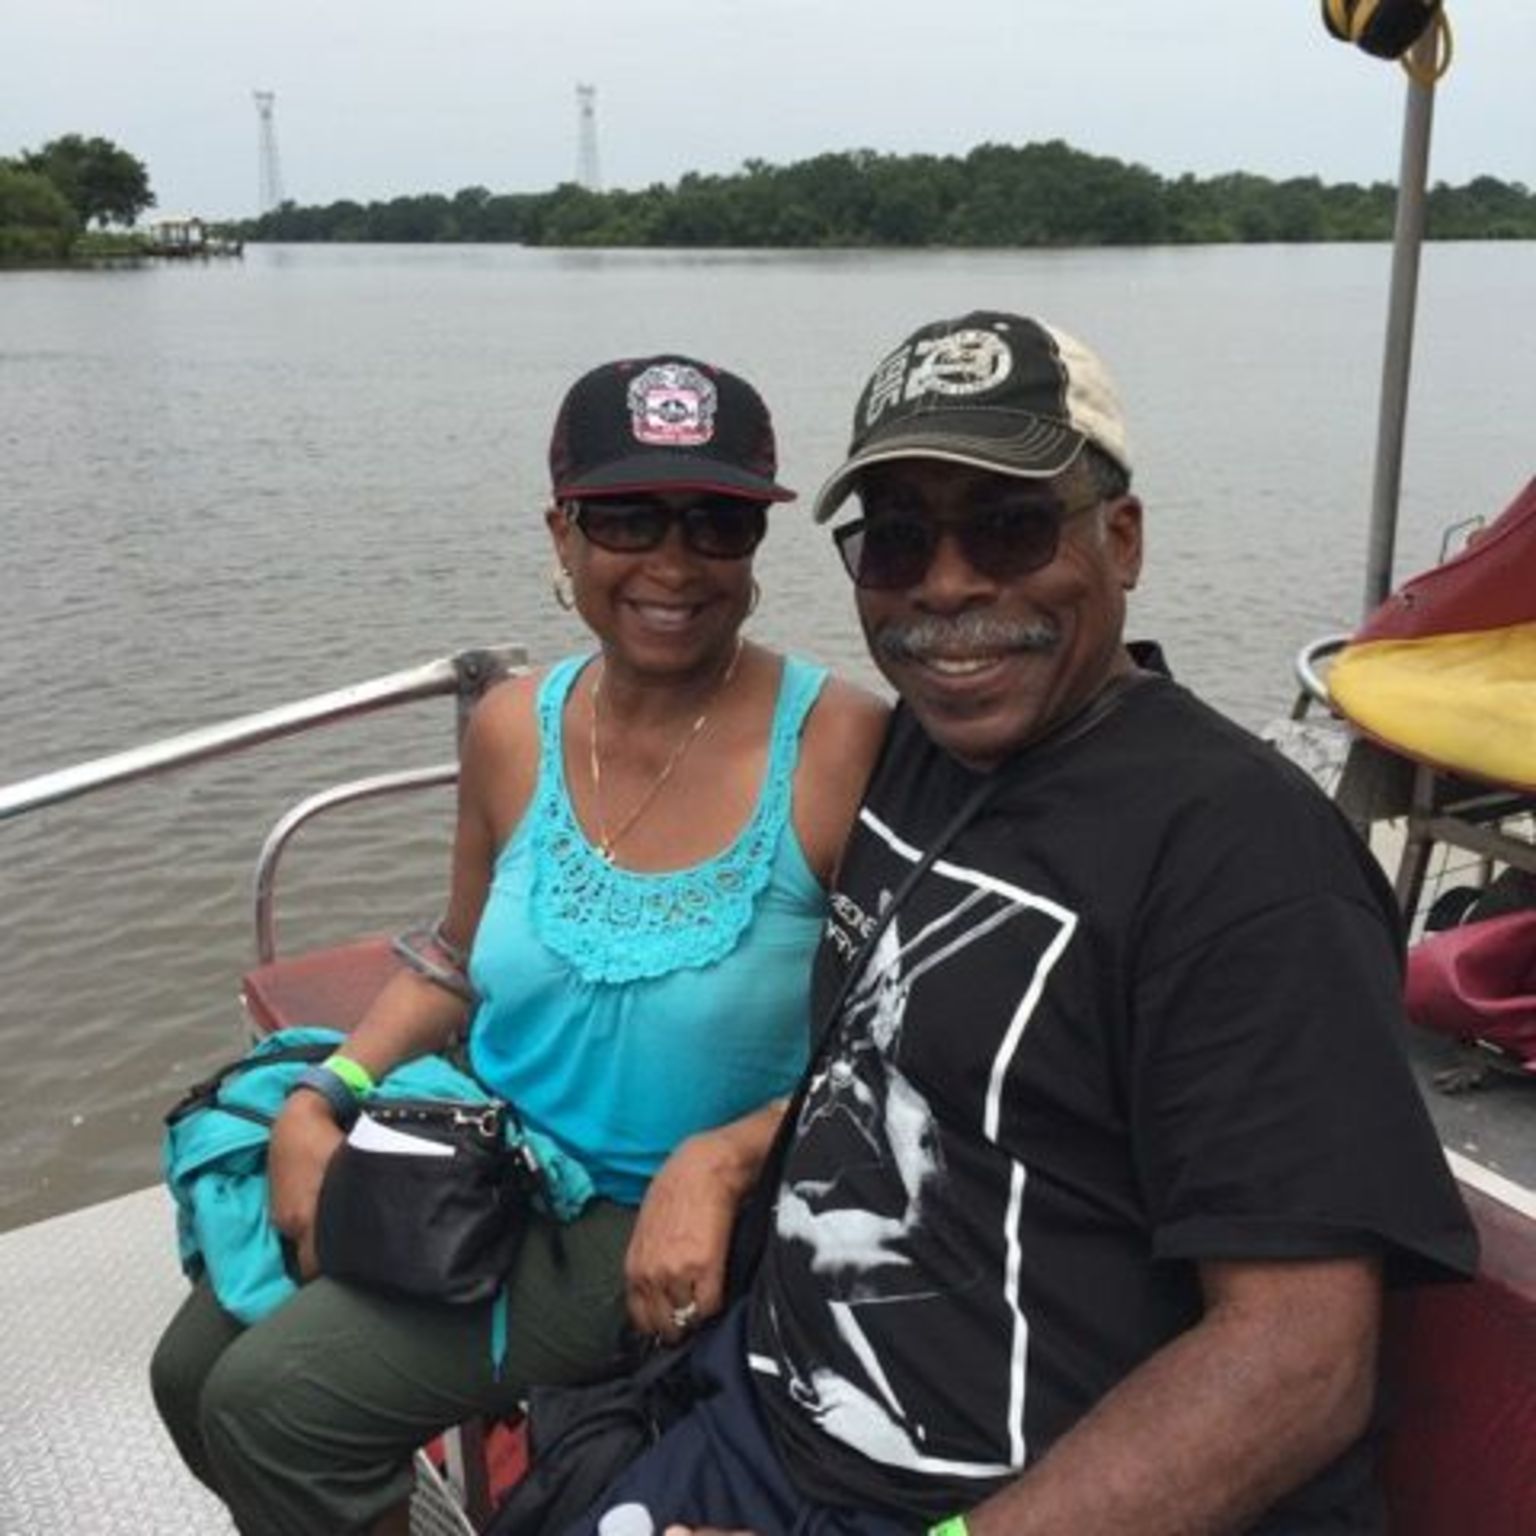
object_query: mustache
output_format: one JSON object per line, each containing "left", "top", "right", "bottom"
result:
{"left": 872, "top": 613, "right": 1060, "bottom": 663}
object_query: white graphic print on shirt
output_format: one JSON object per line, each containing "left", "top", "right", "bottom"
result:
{"left": 761, "top": 807, "right": 1077, "bottom": 1478}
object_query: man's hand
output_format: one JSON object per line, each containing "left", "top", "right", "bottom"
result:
{"left": 267, "top": 1090, "right": 344, "bottom": 1280}
{"left": 625, "top": 1124, "right": 754, "bottom": 1341}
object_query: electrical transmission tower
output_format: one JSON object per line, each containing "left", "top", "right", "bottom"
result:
{"left": 253, "top": 90, "right": 286, "bottom": 213}
{"left": 575, "top": 84, "right": 601, "bottom": 192}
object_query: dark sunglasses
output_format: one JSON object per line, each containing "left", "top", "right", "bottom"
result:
{"left": 569, "top": 495, "right": 768, "bottom": 560}
{"left": 833, "top": 491, "right": 1102, "bottom": 590}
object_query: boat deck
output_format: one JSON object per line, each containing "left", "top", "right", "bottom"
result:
{"left": 1407, "top": 1029, "right": 1536, "bottom": 1189}
{"left": 0, "top": 1188, "right": 476, "bottom": 1535}
{"left": 0, "top": 1187, "right": 236, "bottom": 1535}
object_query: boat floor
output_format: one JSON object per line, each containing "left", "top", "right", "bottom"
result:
{"left": 0, "top": 1186, "right": 236, "bottom": 1534}
{"left": 1405, "top": 1026, "right": 1536, "bottom": 1188}
{"left": 0, "top": 1188, "right": 476, "bottom": 1536}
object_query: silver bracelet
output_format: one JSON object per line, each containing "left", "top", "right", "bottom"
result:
{"left": 391, "top": 923, "right": 476, "bottom": 1004}
{"left": 429, "top": 919, "right": 470, "bottom": 971}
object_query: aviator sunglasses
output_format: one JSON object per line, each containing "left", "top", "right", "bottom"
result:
{"left": 833, "top": 487, "right": 1103, "bottom": 590}
{"left": 569, "top": 495, "right": 768, "bottom": 560}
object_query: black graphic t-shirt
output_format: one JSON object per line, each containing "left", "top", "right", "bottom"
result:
{"left": 748, "top": 678, "right": 1475, "bottom": 1530}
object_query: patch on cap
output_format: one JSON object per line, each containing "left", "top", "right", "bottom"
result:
{"left": 548, "top": 352, "right": 795, "bottom": 502}
{"left": 864, "top": 326, "right": 1014, "bottom": 428}
{"left": 627, "top": 363, "right": 717, "bottom": 447}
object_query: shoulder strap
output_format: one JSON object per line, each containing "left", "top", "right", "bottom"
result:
{"left": 534, "top": 655, "right": 587, "bottom": 763}
{"left": 525, "top": 654, "right": 593, "bottom": 842}
{"left": 773, "top": 655, "right": 829, "bottom": 737}
{"left": 163, "top": 1039, "right": 334, "bottom": 1127}
{"left": 808, "top": 771, "right": 1002, "bottom": 1062}
{"left": 754, "top": 655, "right": 828, "bottom": 801}
{"left": 725, "top": 767, "right": 1005, "bottom": 1294}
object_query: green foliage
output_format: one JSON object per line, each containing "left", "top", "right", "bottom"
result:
{"left": 233, "top": 141, "right": 1536, "bottom": 248}
{"left": 0, "top": 161, "right": 79, "bottom": 261}
{"left": 73, "top": 228, "right": 154, "bottom": 258}
{"left": 19, "top": 134, "right": 155, "bottom": 229}
{"left": 1428, "top": 175, "right": 1535, "bottom": 240}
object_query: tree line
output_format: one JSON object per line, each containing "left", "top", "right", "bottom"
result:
{"left": 5, "top": 134, "right": 1531, "bottom": 263}
{"left": 241, "top": 140, "right": 1536, "bottom": 247}
{"left": 0, "top": 135, "right": 155, "bottom": 261}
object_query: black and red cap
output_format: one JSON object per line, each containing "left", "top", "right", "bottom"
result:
{"left": 548, "top": 355, "right": 795, "bottom": 503}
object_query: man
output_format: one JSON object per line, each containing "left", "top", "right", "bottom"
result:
{"left": 574, "top": 311, "right": 1476, "bottom": 1536}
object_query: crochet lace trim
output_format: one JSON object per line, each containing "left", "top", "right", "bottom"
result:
{"left": 527, "top": 655, "right": 814, "bottom": 985}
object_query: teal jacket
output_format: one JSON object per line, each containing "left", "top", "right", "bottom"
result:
{"left": 162, "top": 1026, "right": 593, "bottom": 1324}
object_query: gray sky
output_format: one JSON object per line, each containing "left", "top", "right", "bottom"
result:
{"left": 7, "top": 1, "right": 1533, "bottom": 220}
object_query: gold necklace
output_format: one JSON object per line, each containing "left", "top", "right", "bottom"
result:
{"left": 587, "top": 638, "right": 745, "bottom": 864}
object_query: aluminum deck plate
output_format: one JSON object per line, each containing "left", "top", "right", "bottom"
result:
{"left": 0, "top": 1188, "right": 476, "bottom": 1536}
{"left": 0, "top": 1186, "right": 235, "bottom": 1535}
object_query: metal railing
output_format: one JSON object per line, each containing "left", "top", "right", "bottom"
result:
{"left": 0, "top": 645, "right": 523, "bottom": 825}
{"left": 1290, "top": 632, "right": 1349, "bottom": 718}
{"left": 252, "top": 764, "right": 459, "bottom": 963}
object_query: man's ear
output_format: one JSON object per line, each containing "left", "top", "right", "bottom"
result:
{"left": 1106, "top": 495, "right": 1144, "bottom": 591}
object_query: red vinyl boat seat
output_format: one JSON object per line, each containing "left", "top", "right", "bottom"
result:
{"left": 1379, "top": 1178, "right": 1536, "bottom": 1534}
{"left": 241, "top": 936, "right": 402, "bottom": 1037}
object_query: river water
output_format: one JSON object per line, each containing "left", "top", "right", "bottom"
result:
{"left": 2, "top": 241, "right": 1533, "bottom": 1230}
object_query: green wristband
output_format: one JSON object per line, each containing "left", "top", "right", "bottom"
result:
{"left": 928, "top": 1519, "right": 968, "bottom": 1536}
{"left": 324, "top": 1053, "right": 376, "bottom": 1098}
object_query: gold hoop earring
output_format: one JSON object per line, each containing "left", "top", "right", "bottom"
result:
{"left": 551, "top": 562, "right": 575, "bottom": 612}
{"left": 747, "top": 578, "right": 761, "bottom": 617}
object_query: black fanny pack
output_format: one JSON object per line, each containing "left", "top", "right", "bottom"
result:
{"left": 315, "top": 1097, "right": 545, "bottom": 1306}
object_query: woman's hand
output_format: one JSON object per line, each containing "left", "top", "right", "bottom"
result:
{"left": 267, "top": 1091, "right": 345, "bottom": 1280}
{"left": 625, "top": 1126, "right": 754, "bottom": 1341}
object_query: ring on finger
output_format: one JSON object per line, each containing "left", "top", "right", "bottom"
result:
{"left": 669, "top": 1298, "right": 700, "bottom": 1331}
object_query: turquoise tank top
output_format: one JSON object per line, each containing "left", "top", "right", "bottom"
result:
{"left": 468, "top": 653, "right": 829, "bottom": 1205}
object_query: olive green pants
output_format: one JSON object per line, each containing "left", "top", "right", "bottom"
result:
{"left": 150, "top": 1202, "right": 635, "bottom": 1536}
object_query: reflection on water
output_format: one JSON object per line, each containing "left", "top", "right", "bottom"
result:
{"left": 2, "top": 242, "right": 1534, "bottom": 1228}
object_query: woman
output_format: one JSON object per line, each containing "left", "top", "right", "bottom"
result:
{"left": 149, "top": 353, "right": 887, "bottom": 1536}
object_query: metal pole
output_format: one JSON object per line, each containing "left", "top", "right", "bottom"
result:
{"left": 1363, "top": 30, "right": 1439, "bottom": 618}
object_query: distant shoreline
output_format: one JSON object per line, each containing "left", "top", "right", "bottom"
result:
{"left": 233, "top": 140, "right": 1536, "bottom": 248}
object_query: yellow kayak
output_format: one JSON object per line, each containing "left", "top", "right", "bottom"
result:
{"left": 1329, "top": 479, "right": 1536, "bottom": 791}
{"left": 1330, "top": 621, "right": 1536, "bottom": 792}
